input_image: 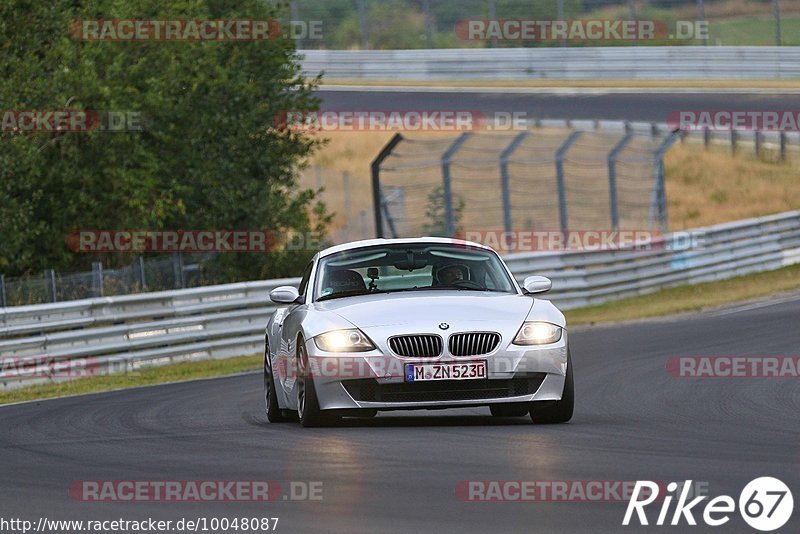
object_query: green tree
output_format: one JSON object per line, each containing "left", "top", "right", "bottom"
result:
{"left": 421, "top": 185, "right": 465, "bottom": 237}
{"left": 0, "top": 0, "right": 326, "bottom": 281}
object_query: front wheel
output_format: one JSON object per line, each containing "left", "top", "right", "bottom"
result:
{"left": 264, "top": 342, "right": 291, "bottom": 423}
{"left": 297, "top": 338, "right": 340, "bottom": 428}
{"left": 529, "top": 351, "right": 574, "bottom": 424}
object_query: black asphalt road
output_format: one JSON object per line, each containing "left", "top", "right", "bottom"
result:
{"left": 2, "top": 294, "right": 799, "bottom": 533}
{"left": 320, "top": 89, "right": 800, "bottom": 122}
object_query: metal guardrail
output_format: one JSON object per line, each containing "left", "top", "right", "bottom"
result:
{"left": 505, "top": 210, "right": 800, "bottom": 309}
{"left": 300, "top": 47, "right": 800, "bottom": 80}
{"left": 1, "top": 211, "right": 799, "bottom": 389}
{"left": 0, "top": 279, "right": 298, "bottom": 389}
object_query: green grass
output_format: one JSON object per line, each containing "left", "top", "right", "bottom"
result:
{"left": 566, "top": 263, "right": 800, "bottom": 326}
{"left": 3, "top": 263, "right": 800, "bottom": 405}
{"left": 0, "top": 354, "right": 261, "bottom": 405}
{"left": 708, "top": 16, "right": 800, "bottom": 46}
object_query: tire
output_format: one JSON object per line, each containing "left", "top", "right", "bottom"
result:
{"left": 264, "top": 340, "right": 291, "bottom": 423}
{"left": 529, "top": 350, "right": 574, "bottom": 424}
{"left": 296, "top": 337, "right": 340, "bottom": 428}
{"left": 490, "top": 403, "right": 529, "bottom": 417}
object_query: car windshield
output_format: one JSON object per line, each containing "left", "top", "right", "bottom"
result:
{"left": 314, "top": 243, "right": 517, "bottom": 301}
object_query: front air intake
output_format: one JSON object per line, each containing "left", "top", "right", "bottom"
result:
{"left": 448, "top": 332, "right": 501, "bottom": 356}
{"left": 388, "top": 334, "right": 443, "bottom": 358}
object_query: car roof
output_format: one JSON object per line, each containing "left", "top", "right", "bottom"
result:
{"left": 317, "top": 237, "right": 493, "bottom": 258}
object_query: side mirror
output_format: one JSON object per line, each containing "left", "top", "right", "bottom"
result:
{"left": 270, "top": 286, "right": 301, "bottom": 304}
{"left": 522, "top": 276, "right": 552, "bottom": 294}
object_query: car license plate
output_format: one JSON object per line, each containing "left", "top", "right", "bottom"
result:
{"left": 404, "top": 361, "right": 487, "bottom": 382}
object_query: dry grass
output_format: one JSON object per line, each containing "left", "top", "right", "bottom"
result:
{"left": 665, "top": 143, "right": 800, "bottom": 230}
{"left": 675, "top": 0, "right": 800, "bottom": 19}
{"left": 589, "top": 0, "right": 800, "bottom": 20}
{"left": 306, "top": 131, "right": 404, "bottom": 176}
{"left": 566, "top": 263, "right": 800, "bottom": 326}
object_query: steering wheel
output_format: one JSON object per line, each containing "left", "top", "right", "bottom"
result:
{"left": 450, "top": 279, "right": 483, "bottom": 289}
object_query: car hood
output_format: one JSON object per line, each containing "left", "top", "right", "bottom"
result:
{"left": 313, "top": 291, "right": 535, "bottom": 328}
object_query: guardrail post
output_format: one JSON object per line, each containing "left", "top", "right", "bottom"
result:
{"left": 172, "top": 252, "right": 185, "bottom": 289}
{"left": 380, "top": 187, "right": 400, "bottom": 238}
{"left": 343, "top": 171, "right": 352, "bottom": 239}
{"left": 487, "top": 0, "right": 497, "bottom": 48}
{"left": 290, "top": 1, "right": 301, "bottom": 49}
{"left": 91, "top": 262, "right": 104, "bottom": 297}
{"left": 499, "top": 132, "right": 529, "bottom": 234}
{"left": 0, "top": 274, "right": 6, "bottom": 307}
{"left": 628, "top": 0, "right": 640, "bottom": 46}
{"left": 780, "top": 132, "right": 787, "bottom": 162}
{"left": 755, "top": 131, "right": 762, "bottom": 157}
{"left": 555, "top": 131, "right": 583, "bottom": 233}
{"left": 608, "top": 130, "right": 634, "bottom": 232}
{"left": 698, "top": 0, "right": 708, "bottom": 46}
{"left": 137, "top": 256, "right": 147, "bottom": 289}
{"left": 703, "top": 127, "right": 710, "bottom": 149}
{"left": 422, "top": 0, "right": 433, "bottom": 48}
{"left": 370, "top": 133, "right": 404, "bottom": 238}
{"left": 441, "top": 133, "right": 472, "bottom": 237}
{"left": 731, "top": 130, "right": 738, "bottom": 155}
{"left": 45, "top": 269, "right": 57, "bottom": 303}
{"left": 772, "top": 0, "right": 782, "bottom": 46}
{"left": 650, "top": 131, "right": 680, "bottom": 232}
{"left": 357, "top": 0, "right": 369, "bottom": 49}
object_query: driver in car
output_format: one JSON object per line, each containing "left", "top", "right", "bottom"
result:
{"left": 435, "top": 264, "right": 469, "bottom": 286}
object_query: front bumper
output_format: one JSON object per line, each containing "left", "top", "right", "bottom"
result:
{"left": 305, "top": 331, "right": 569, "bottom": 411}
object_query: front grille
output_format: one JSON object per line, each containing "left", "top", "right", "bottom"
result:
{"left": 448, "top": 332, "right": 501, "bottom": 356}
{"left": 343, "top": 374, "right": 546, "bottom": 404}
{"left": 389, "top": 334, "right": 443, "bottom": 358}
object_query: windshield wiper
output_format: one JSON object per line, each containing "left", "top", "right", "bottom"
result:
{"left": 316, "top": 290, "right": 369, "bottom": 302}
{"left": 445, "top": 287, "right": 506, "bottom": 292}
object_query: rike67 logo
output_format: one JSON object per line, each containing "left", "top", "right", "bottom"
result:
{"left": 623, "top": 477, "right": 793, "bottom": 531}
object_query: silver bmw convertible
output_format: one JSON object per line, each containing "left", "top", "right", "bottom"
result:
{"left": 263, "top": 237, "right": 573, "bottom": 427}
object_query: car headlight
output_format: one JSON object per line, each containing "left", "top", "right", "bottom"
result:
{"left": 314, "top": 329, "right": 375, "bottom": 352}
{"left": 513, "top": 322, "right": 562, "bottom": 345}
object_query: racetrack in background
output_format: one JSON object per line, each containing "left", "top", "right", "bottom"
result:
{"left": 319, "top": 87, "right": 800, "bottom": 123}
